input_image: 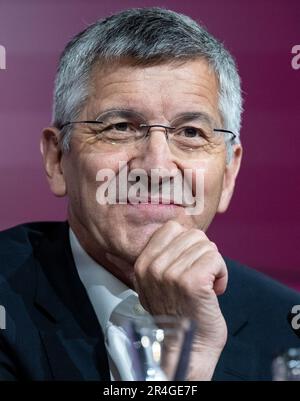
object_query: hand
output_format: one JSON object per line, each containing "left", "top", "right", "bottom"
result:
{"left": 133, "top": 220, "right": 228, "bottom": 380}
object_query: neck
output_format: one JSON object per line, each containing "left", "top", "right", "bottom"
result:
{"left": 68, "top": 218, "right": 136, "bottom": 290}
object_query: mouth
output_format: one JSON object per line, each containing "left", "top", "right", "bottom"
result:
{"left": 126, "top": 195, "right": 182, "bottom": 206}
{"left": 123, "top": 197, "right": 184, "bottom": 223}
{"left": 116, "top": 190, "right": 193, "bottom": 207}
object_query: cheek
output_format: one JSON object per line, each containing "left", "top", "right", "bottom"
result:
{"left": 188, "top": 159, "right": 225, "bottom": 222}
{"left": 71, "top": 149, "right": 130, "bottom": 180}
{"left": 64, "top": 149, "right": 131, "bottom": 205}
{"left": 203, "top": 167, "right": 224, "bottom": 200}
{"left": 188, "top": 159, "right": 223, "bottom": 198}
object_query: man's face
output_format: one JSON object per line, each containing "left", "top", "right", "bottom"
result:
{"left": 50, "top": 59, "right": 241, "bottom": 263}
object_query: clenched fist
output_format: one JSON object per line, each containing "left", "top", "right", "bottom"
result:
{"left": 133, "top": 220, "right": 228, "bottom": 380}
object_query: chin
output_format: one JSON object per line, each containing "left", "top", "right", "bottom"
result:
{"left": 114, "top": 222, "right": 164, "bottom": 263}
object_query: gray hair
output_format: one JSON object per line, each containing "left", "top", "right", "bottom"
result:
{"left": 52, "top": 7, "right": 243, "bottom": 161}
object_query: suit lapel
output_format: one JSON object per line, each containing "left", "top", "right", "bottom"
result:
{"left": 213, "top": 260, "right": 259, "bottom": 381}
{"left": 38, "top": 329, "right": 107, "bottom": 380}
{"left": 33, "top": 221, "right": 110, "bottom": 381}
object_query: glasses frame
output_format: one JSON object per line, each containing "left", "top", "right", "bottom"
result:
{"left": 59, "top": 121, "right": 237, "bottom": 143}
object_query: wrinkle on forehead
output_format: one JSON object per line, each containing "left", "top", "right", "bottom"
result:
{"left": 85, "top": 59, "right": 220, "bottom": 125}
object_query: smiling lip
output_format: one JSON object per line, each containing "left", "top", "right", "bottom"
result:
{"left": 128, "top": 202, "right": 180, "bottom": 207}
{"left": 122, "top": 200, "right": 184, "bottom": 223}
{"left": 128, "top": 198, "right": 178, "bottom": 206}
{"left": 118, "top": 194, "right": 186, "bottom": 206}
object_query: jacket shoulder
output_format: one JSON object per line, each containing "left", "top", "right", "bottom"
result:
{"left": 224, "top": 257, "right": 300, "bottom": 306}
{"left": 223, "top": 257, "right": 300, "bottom": 352}
{"left": 0, "top": 221, "right": 67, "bottom": 279}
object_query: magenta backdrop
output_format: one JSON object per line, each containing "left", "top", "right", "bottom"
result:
{"left": 0, "top": 0, "right": 299, "bottom": 289}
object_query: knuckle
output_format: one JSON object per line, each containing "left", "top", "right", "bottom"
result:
{"left": 209, "top": 241, "right": 219, "bottom": 252}
{"left": 189, "top": 228, "right": 205, "bottom": 238}
{"left": 205, "top": 248, "right": 222, "bottom": 263}
{"left": 134, "top": 257, "right": 144, "bottom": 274}
{"left": 178, "top": 273, "right": 194, "bottom": 293}
{"left": 148, "top": 259, "right": 163, "bottom": 278}
{"left": 162, "top": 268, "right": 177, "bottom": 284}
{"left": 166, "top": 220, "right": 180, "bottom": 228}
{"left": 166, "top": 220, "right": 183, "bottom": 232}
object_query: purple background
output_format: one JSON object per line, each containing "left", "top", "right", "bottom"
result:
{"left": 0, "top": 0, "right": 299, "bottom": 289}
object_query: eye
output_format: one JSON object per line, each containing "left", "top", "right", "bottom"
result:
{"left": 172, "top": 126, "right": 210, "bottom": 150}
{"left": 102, "top": 121, "right": 138, "bottom": 133}
{"left": 181, "top": 127, "right": 205, "bottom": 138}
{"left": 97, "top": 120, "right": 139, "bottom": 143}
{"left": 114, "top": 122, "right": 130, "bottom": 131}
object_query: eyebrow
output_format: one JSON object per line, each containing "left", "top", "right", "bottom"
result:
{"left": 94, "top": 108, "right": 216, "bottom": 127}
{"left": 171, "top": 111, "right": 216, "bottom": 127}
{"left": 95, "top": 108, "right": 146, "bottom": 122}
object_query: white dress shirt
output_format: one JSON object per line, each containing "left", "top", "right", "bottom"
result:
{"left": 69, "top": 228, "right": 149, "bottom": 380}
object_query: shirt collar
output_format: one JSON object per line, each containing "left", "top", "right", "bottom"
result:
{"left": 69, "top": 227, "right": 138, "bottom": 329}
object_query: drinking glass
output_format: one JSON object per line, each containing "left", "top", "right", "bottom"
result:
{"left": 272, "top": 348, "right": 300, "bottom": 381}
{"left": 105, "top": 312, "right": 196, "bottom": 381}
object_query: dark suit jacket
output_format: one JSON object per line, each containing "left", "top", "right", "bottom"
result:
{"left": 0, "top": 221, "right": 299, "bottom": 381}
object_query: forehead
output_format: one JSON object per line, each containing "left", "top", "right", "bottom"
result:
{"left": 86, "top": 59, "right": 220, "bottom": 123}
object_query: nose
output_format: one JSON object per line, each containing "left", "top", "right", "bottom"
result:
{"left": 140, "top": 124, "right": 174, "bottom": 140}
{"left": 128, "top": 125, "right": 179, "bottom": 179}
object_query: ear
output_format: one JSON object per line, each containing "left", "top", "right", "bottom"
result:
{"left": 217, "top": 144, "right": 243, "bottom": 213}
{"left": 40, "top": 127, "right": 66, "bottom": 197}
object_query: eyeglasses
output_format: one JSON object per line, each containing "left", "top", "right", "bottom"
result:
{"left": 59, "top": 110, "right": 236, "bottom": 155}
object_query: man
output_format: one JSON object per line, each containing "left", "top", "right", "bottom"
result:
{"left": 0, "top": 7, "right": 299, "bottom": 381}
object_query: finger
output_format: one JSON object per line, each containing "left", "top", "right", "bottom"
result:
{"left": 134, "top": 220, "right": 185, "bottom": 276}
{"left": 159, "top": 240, "right": 215, "bottom": 282}
{"left": 185, "top": 251, "right": 228, "bottom": 296}
{"left": 213, "top": 274, "right": 228, "bottom": 296}
{"left": 138, "top": 241, "right": 217, "bottom": 314}
{"left": 141, "top": 229, "right": 209, "bottom": 277}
